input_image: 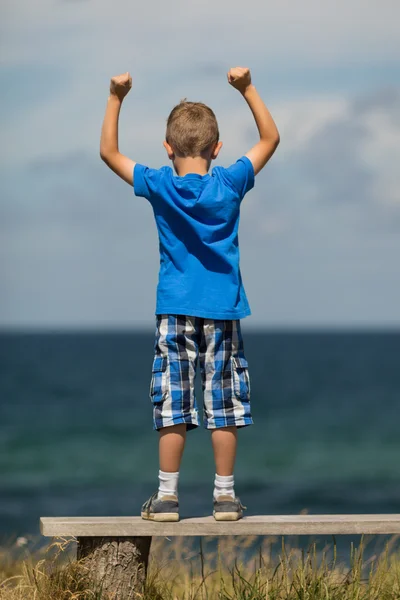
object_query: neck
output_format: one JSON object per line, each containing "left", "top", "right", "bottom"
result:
{"left": 173, "top": 155, "right": 210, "bottom": 176}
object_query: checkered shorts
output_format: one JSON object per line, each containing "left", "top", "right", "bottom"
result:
{"left": 149, "top": 314, "right": 253, "bottom": 431}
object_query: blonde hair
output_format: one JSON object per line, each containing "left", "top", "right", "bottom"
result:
{"left": 165, "top": 99, "right": 219, "bottom": 158}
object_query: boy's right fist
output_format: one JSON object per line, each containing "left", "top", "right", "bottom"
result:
{"left": 110, "top": 72, "right": 132, "bottom": 101}
{"left": 227, "top": 67, "right": 252, "bottom": 93}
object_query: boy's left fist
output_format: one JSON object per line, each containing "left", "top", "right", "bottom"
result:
{"left": 110, "top": 72, "right": 132, "bottom": 101}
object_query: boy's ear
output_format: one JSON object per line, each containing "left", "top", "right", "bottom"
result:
{"left": 163, "top": 140, "right": 174, "bottom": 160}
{"left": 211, "top": 141, "right": 223, "bottom": 159}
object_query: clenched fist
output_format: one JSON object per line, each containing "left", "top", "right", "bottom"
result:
{"left": 227, "top": 67, "right": 252, "bottom": 94}
{"left": 110, "top": 72, "right": 132, "bottom": 101}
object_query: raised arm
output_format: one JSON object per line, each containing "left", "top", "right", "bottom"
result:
{"left": 227, "top": 67, "right": 280, "bottom": 175}
{"left": 100, "top": 72, "right": 136, "bottom": 186}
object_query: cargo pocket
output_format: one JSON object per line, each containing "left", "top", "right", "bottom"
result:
{"left": 149, "top": 355, "right": 169, "bottom": 403}
{"left": 231, "top": 356, "right": 251, "bottom": 401}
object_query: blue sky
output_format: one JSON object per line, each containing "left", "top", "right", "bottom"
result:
{"left": 1, "top": 0, "right": 399, "bottom": 329}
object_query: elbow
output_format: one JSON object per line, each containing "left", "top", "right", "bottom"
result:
{"left": 269, "top": 133, "right": 280, "bottom": 152}
{"left": 100, "top": 148, "right": 118, "bottom": 163}
{"left": 100, "top": 149, "right": 111, "bottom": 164}
{"left": 260, "top": 134, "right": 280, "bottom": 150}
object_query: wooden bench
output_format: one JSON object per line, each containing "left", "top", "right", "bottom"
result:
{"left": 40, "top": 514, "right": 400, "bottom": 600}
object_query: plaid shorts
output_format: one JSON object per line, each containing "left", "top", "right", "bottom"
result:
{"left": 149, "top": 314, "right": 253, "bottom": 431}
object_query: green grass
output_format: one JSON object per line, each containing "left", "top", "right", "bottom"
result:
{"left": 1, "top": 533, "right": 399, "bottom": 599}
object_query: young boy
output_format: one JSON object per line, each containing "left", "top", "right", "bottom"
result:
{"left": 100, "top": 66, "right": 280, "bottom": 522}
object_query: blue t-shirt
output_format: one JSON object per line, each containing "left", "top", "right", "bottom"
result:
{"left": 133, "top": 155, "right": 255, "bottom": 320}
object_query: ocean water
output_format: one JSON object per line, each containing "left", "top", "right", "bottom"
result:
{"left": 1, "top": 330, "right": 399, "bottom": 561}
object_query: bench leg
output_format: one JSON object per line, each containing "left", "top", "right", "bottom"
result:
{"left": 76, "top": 536, "right": 152, "bottom": 599}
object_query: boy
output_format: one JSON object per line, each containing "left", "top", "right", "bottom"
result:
{"left": 100, "top": 66, "right": 280, "bottom": 522}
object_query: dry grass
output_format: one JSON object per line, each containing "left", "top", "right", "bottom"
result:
{"left": 0, "top": 533, "right": 399, "bottom": 599}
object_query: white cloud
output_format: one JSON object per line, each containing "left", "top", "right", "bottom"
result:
{"left": 272, "top": 98, "right": 348, "bottom": 152}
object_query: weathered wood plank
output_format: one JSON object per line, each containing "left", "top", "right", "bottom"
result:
{"left": 40, "top": 514, "right": 400, "bottom": 536}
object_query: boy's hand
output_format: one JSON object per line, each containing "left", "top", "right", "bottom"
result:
{"left": 110, "top": 72, "right": 132, "bottom": 101}
{"left": 227, "top": 67, "right": 252, "bottom": 94}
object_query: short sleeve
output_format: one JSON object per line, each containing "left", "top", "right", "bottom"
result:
{"left": 133, "top": 163, "right": 163, "bottom": 201}
{"left": 216, "top": 156, "right": 255, "bottom": 200}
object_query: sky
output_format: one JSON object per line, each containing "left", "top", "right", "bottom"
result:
{"left": 1, "top": 0, "right": 400, "bottom": 330}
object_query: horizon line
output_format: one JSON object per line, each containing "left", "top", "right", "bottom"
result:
{"left": 1, "top": 324, "right": 399, "bottom": 334}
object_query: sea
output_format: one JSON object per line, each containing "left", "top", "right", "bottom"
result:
{"left": 1, "top": 329, "right": 399, "bottom": 566}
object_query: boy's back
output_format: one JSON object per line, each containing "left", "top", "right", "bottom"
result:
{"left": 133, "top": 155, "right": 254, "bottom": 319}
{"left": 100, "top": 66, "right": 280, "bottom": 523}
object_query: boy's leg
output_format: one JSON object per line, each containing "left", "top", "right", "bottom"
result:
{"left": 142, "top": 315, "right": 201, "bottom": 521}
{"left": 152, "top": 315, "right": 201, "bottom": 499}
{"left": 210, "top": 425, "right": 237, "bottom": 476}
{"left": 159, "top": 423, "right": 187, "bottom": 472}
{"left": 211, "top": 425, "right": 237, "bottom": 500}
{"left": 200, "top": 319, "right": 252, "bottom": 517}
{"left": 156, "top": 423, "right": 186, "bottom": 500}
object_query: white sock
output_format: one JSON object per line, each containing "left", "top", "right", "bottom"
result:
{"left": 213, "top": 473, "right": 235, "bottom": 500}
{"left": 157, "top": 469, "right": 179, "bottom": 499}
